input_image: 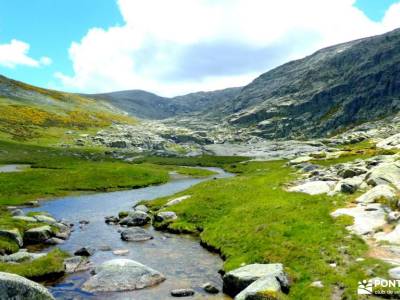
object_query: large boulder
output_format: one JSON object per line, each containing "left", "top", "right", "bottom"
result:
{"left": 288, "top": 181, "right": 336, "bottom": 195}
{"left": 119, "top": 211, "right": 150, "bottom": 227}
{"left": 155, "top": 211, "right": 178, "bottom": 222}
{"left": 223, "top": 263, "right": 289, "bottom": 297}
{"left": 377, "top": 133, "right": 400, "bottom": 149}
{"left": 0, "top": 271, "right": 55, "bottom": 300}
{"left": 356, "top": 185, "right": 397, "bottom": 204}
{"left": 23, "top": 225, "right": 53, "bottom": 244}
{"left": 366, "top": 162, "right": 400, "bottom": 189}
{"left": 331, "top": 204, "right": 387, "bottom": 235}
{"left": 121, "top": 228, "right": 153, "bottom": 242}
{"left": 0, "top": 228, "right": 23, "bottom": 247}
{"left": 235, "top": 274, "right": 288, "bottom": 300}
{"left": 81, "top": 259, "right": 165, "bottom": 292}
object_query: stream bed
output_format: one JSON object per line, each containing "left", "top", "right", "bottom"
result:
{"left": 24, "top": 167, "right": 233, "bottom": 300}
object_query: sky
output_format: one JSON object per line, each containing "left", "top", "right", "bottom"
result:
{"left": 0, "top": 0, "right": 400, "bottom": 97}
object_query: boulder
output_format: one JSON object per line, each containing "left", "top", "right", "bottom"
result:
{"left": 202, "top": 282, "right": 219, "bottom": 294}
{"left": 105, "top": 215, "right": 119, "bottom": 224}
{"left": 23, "top": 225, "right": 53, "bottom": 244}
{"left": 288, "top": 181, "right": 336, "bottom": 195}
{"left": 338, "top": 167, "right": 367, "bottom": 179}
{"left": 155, "top": 211, "right": 178, "bottom": 222}
{"left": 81, "top": 259, "right": 165, "bottom": 292}
{"left": 171, "top": 288, "right": 195, "bottom": 297}
{"left": 134, "top": 205, "right": 149, "bottom": 213}
{"left": 235, "top": 274, "right": 288, "bottom": 300}
{"left": 0, "top": 271, "right": 55, "bottom": 300}
{"left": 331, "top": 204, "right": 387, "bottom": 235}
{"left": 289, "top": 156, "right": 312, "bottom": 165}
{"left": 12, "top": 216, "right": 37, "bottom": 222}
{"left": 119, "top": 211, "right": 150, "bottom": 227}
{"left": 121, "top": 228, "right": 153, "bottom": 242}
{"left": 223, "top": 263, "right": 288, "bottom": 297}
{"left": 377, "top": 133, "right": 400, "bottom": 149}
{"left": 64, "top": 256, "right": 93, "bottom": 273}
{"left": 375, "top": 224, "right": 400, "bottom": 244}
{"left": 389, "top": 266, "right": 400, "bottom": 279}
{"left": 366, "top": 162, "right": 400, "bottom": 189}
{"left": 356, "top": 185, "right": 397, "bottom": 204}
{"left": 0, "top": 228, "right": 23, "bottom": 247}
{"left": 166, "top": 195, "right": 191, "bottom": 207}
{"left": 0, "top": 251, "right": 46, "bottom": 263}
{"left": 33, "top": 215, "right": 57, "bottom": 225}
{"left": 74, "top": 247, "right": 95, "bottom": 257}
{"left": 10, "top": 209, "right": 24, "bottom": 216}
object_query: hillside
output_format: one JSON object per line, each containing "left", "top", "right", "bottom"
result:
{"left": 0, "top": 75, "right": 135, "bottom": 144}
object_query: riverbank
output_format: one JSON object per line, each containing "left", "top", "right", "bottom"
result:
{"left": 147, "top": 157, "right": 392, "bottom": 299}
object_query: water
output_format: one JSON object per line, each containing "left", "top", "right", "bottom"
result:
{"left": 24, "top": 167, "right": 233, "bottom": 300}
{"left": 0, "top": 164, "right": 30, "bottom": 173}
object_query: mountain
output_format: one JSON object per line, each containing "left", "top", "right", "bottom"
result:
{"left": 88, "top": 87, "right": 242, "bottom": 119}
{"left": 225, "top": 28, "right": 400, "bottom": 138}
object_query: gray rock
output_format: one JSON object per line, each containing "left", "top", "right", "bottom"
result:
{"left": 288, "top": 181, "right": 336, "bottom": 195}
{"left": 119, "top": 211, "right": 150, "bottom": 227}
{"left": 23, "top": 225, "right": 53, "bottom": 244}
{"left": 389, "top": 266, "right": 400, "bottom": 279}
{"left": 0, "top": 251, "right": 46, "bottom": 263}
{"left": 0, "top": 228, "right": 23, "bottom": 247}
{"left": 33, "top": 215, "right": 57, "bottom": 224}
{"left": 331, "top": 204, "right": 387, "bottom": 235}
{"left": 171, "top": 288, "right": 195, "bottom": 297}
{"left": 81, "top": 259, "right": 165, "bottom": 292}
{"left": 134, "top": 205, "right": 149, "bottom": 213}
{"left": 155, "top": 211, "right": 178, "bottom": 222}
{"left": 203, "top": 282, "right": 219, "bottom": 294}
{"left": 12, "top": 216, "right": 37, "bottom": 222}
{"left": 64, "top": 256, "right": 93, "bottom": 273}
{"left": 121, "top": 228, "right": 153, "bottom": 242}
{"left": 235, "top": 274, "right": 288, "bottom": 300}
{"left": 223, "top": 263, "right": 288, "bottom": 297}
{"left": 366, "top": 162, "right": 400, "bottom": 189}
{"left": 338, "top": 167, "right": 367, "bottom": 179}
{"left": 74, "top": 247, "right": 95, "bottom": 257}
{"left": 11, "top": 209, "right": 24, "bottom": 216}
{"left": 0, "top": 271, "right": 55, "bottom": 299}
{"left": 105, "top": 215, "right": 119, "bottom": 224}
{"left": 356, "top": 185, "right": 397, "bottom": 204}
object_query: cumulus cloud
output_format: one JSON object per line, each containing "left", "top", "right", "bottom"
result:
{"left": 56, "top": 0, "right": 400, "bottom": 96}
{"left": 0, "top": 39, "right": 52, "bottom": 68}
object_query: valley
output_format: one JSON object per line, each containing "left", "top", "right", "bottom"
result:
{"left": 1, "top": 28, "right": 400, "bottom": 300}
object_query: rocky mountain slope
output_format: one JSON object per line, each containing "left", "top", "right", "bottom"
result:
{"left": 89, "top": 28, "right": 400, "bottom": 140}
{"left": 88, "top": 87, "right": 241, "bottom": 120}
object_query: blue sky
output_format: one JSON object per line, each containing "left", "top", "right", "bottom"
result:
{"left": 0, "top": 0, "right": 400, "bottom": 96}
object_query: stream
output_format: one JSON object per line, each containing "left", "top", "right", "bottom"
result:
{"left": 23, "top": 167, "right": 233, "bottom": 300}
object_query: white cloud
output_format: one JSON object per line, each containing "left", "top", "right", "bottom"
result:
{"left": 0, "top": 39, "right": 52, "bottom": 68}
{"left": 56, "top": 0, "right": 400, "bottom": 96}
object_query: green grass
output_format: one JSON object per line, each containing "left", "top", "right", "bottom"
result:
{"left": 132, "top": 155, "right": 249, "bottom": 168}
{"left": 147, "top": 160, "right": 389, "bottom": 299}
{"left": 0, "top": 140, "right": 172, "bottom": 206}
{"left": 0, "top": 248, "right": 68, "bottom": 279}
